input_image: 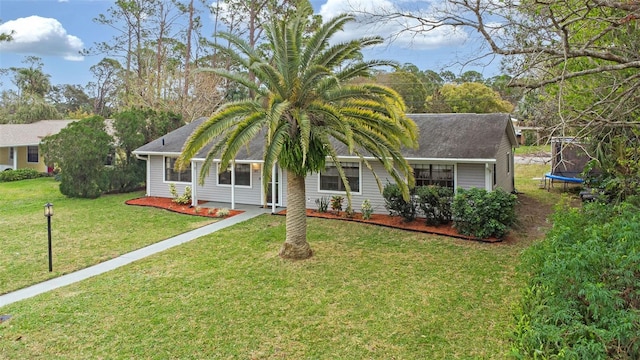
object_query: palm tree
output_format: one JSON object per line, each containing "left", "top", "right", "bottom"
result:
{"left": 178, "top": 1, "right": 418, "bottom": 260}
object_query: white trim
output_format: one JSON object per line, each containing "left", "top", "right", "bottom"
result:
{"left": 134, "top": 152, "right": 499, "bottom": 165}
{"left": 317, "top": 160, "right": 362, "bottom": 195}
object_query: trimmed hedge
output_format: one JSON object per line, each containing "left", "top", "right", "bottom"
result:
{"left": 513, "top": 201, "right": 640, "bottom": 359}
{"left": 0, "top": 168, "right": 47, "bottom": 182}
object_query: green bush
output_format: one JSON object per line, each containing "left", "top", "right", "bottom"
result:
{"left": 330, "top": 195, "right": 344, "bottom": 214}
{"left": 169, "top": 184, "right": 192, "bottom": 205}
{"left": 512, "top": 201, "right": 640, "bottom": 359}
{"left": 361, "top": 199, "right": 374, "bottom": 220}
{"left": 415, "top": 185, "right": 453, "bottom": 225}
{"left": 383, "top": 183, "right": 416, "bottom": 222}
{"left": 0, "top": 168, "right": 46, "bottom": 182}
{"left": 451, "top": 187, "right": 516, "bottom": 239}
{"left": 315, "top": 197, "right": 329, "bottom": 213}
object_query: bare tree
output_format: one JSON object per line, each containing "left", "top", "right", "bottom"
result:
{"left": 357, "top": 0, "right": 640, "bottom": 135}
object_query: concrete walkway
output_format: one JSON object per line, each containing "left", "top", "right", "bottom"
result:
{"left": 0, "top": 205, "right": 273, "bottom": 309}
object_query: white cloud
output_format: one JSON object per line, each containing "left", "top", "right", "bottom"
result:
{"left": 0, "top": 16, "right": 84, "bottom": 61}
{"left": 318, "top": 0, "right": 468, "bottom": 50}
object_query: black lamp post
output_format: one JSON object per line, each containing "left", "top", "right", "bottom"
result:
{"left": 44, "top": 202, "right": 54, "bottom": 272}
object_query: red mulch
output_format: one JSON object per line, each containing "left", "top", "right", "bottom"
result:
{"left": 277, "top": 209, "right": 502, "bottom": 243}
{"left": 125, "top": 197, "right": 244, "bottom": 219}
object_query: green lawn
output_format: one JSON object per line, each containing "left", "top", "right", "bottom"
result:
{"left": 1, "top": 214, "right": 528, "bottom": 359}
{"left": 0, "top": 177, "right": 215, "bottom": 294}
{"left": 0, "top": 168, "right": 566, "bottom": 359}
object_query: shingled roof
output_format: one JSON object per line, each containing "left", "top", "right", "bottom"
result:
{"left": 133, "top": 113, "right": 517, "bottom": 161}
{"left": 0, "top": 120, "right": 77, "bottom": 147}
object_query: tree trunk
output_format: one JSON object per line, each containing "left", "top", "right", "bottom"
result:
{"left": 279, "top": 171, "right": 313, "bottom": 259}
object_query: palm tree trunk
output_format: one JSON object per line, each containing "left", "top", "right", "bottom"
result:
{"left": 279, "top": 171, "right": 313, "bottom": 259}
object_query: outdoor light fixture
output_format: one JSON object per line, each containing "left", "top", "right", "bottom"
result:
{"left": 44, "top": 202, "right": 53, "bottom": 272}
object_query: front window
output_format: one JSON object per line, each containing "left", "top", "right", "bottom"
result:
{"left": 413, "top": 164, "right": 454, "bottom": 188}
{"left": 165, "top": 157, "right": 191, "bottom": 183}
{"left": 9, "top": 147, "right": 14, "bottom": 161}
{"left": 320, "top": 162, "right": 360, "bottom": 192}
{"left": 27, "top": 146, "right": 39, "bottom": 163}
{"left": 218, "top": 163, "right": 251, "bottom": 186}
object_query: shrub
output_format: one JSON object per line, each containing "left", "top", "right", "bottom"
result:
{"left": 315, "top": 197, "right": 329, "bottom": 213}
{"left": 216, "top": 208, "right": 230, "bottom": 218}
{"left": 513, "top": 201, "right": 640, "bottom": 359}
{"left": 361, "top": 199, "right": 374, "bottom": 220}
{"left": 344, "top": 205, "right": 355, "bottom": 218}
{"left": 330, "top": 195, "right": 344, "bottom": 214}
{"left": 0, "top": 168, "right": 45, "bottom": 182}
{"left": 383, "top": 183, "right": 416, "bottom": 222}
{"left": 415, "top": 185, "right": 453, "bottom": 225}
{"left": 169, "top": 184, "right": 192, "bottom": 205}
{"left": 451, "top": 187, "right": 516, "bottom": 239}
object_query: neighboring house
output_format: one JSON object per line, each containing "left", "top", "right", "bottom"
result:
{"left": 132, "top": 113, "right": 518, "bottom": 214}
{"left": 0, "top": 120, "right": 77, "bottom": 172}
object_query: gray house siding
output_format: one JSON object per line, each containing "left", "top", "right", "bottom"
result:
{"left": 304, "top": 161, "right": 390, "bottom": 214}
{"left": 194, "top": 161, "right": 262, "bottom": 205}
{"left": 495, "top": 132, "right": 515, "bottom": 193}
{"left": 456, "top": 163, "right": 487, "bottom": 190}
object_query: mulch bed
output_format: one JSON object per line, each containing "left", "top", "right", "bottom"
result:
{"left": 125, "top": 196, "right": 502, "bottom": 242}
{"left": 276, "top": 209, "right": 502, "bottom": 243}
{"left": 125, "top": 197, "right": 244, "bottom": 219}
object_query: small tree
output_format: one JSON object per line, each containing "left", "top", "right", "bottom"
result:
{"left": 40, "top": 116, "right": 112, "bottom": 198}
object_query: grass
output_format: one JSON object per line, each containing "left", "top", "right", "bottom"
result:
{"left": 514, "top": 144, "right": 551, "bottom": 155}
{"left": 0, "top": 177, "right": 215, "bottom": 294}
{"left": 0, "top": 215, "right": 527, "bottom": 359}
{"left": 0, "top": 167, "right": 571, "bottom": 359}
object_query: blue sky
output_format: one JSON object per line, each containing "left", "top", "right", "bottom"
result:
{"left": 0, "top": 0, "right": 502, "bottom": 92}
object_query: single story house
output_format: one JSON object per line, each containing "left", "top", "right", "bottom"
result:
{"left": 0, "top": 120, "right": 77, "bottom": 172}
{"left": 132, "top": 113, "right": 518, "bottom": 214}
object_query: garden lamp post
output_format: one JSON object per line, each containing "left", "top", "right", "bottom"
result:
{"left": 44, "top": 202, "right": 53, "bottom": 272}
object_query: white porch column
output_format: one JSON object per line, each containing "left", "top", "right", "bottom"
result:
{"left": 12, "top": 147, "right": 17, "bottom": 170}
{"left": 230, "top": 161, "right": 236, "bottom": 210}
{"left": 271, "top": 162, "right": 277, "bottom": 213}
{"left": 191, "top": 161, "right": 197, "bottom": 207}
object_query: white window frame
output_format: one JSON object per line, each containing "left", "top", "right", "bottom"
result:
{"left": 163, "top": 156, "right": 191, "bottom": 183}
{"left": 318, "top": 161, "right": 362, "bottom": 194}
{"left": 217, "top": 163, "right": 252, "bottom": 188}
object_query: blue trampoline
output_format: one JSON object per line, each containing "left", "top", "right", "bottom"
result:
{"left": 544, "top": 172, "right": 583, "bottom": 183}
